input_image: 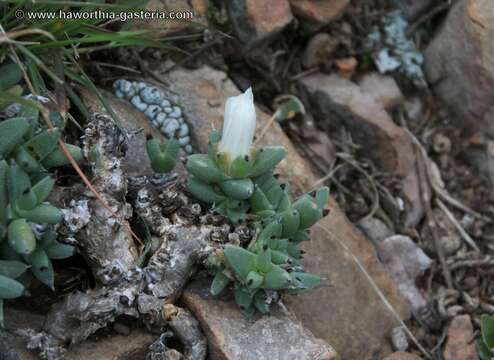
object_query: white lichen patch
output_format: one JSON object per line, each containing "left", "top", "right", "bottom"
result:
{"left": 61, "top": 199, "right": 91, "bottom": 233}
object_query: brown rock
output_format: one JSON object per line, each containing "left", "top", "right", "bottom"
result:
{"left": 134, "top": 0, "right": 209, "bottom": 35}
{"left": 290, "top": 0, "right": 349, "bottom": 27}
{"left": 228, "top": 0, "right": 293, "bottom": 47}
{"left": 299, "top": 73, "right": 425, "bottom": 227}
{"left": 358, "top": 73, "right": 405, "bottom": 110}
{"left": 383, "top": 352, "right": 423, "bottom": 360}
{"left": 425, "top": 0, "right": 494, "bottom": 136}
{"left": 5, "top": 307, "right": 155, "bottom": 360}
{"left": 182, "top": 280, "right": 337, "bottom": 360}
{"left": 443, "top": 315, "right": 478, "bottom": 360}
{"left": 155, "top": 64, "right": 409, "bottom": 359}
{"left": 302, "top": 33, "right": 339, "bottom": 68}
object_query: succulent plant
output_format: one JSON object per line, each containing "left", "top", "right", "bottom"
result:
{"left": 0, "top": 96, "right": 80, "bottom": 324}
{"left": 183, "top": 88, "right": 330, "bottom": 314}
{"left": 145, "top": 134, "right": 179, "bottom": 174}
{"left": 113, "top": 79, "right": 192, "bottom": 154}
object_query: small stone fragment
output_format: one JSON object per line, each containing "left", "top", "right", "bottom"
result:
{"left": 168, "top": 106, "right": 182, "bottom": 119}
{"left": 391, "top": 326, "right": 409, "bottom": 352}
{"left": 357, "top": 217, "right": 393, "bottom": 244}
{"left": 160, "top": 99, "right": 171, "bottom": 108}
{"left": 302, "top": 33, "right": 339, "bottom": 68}
{"left": 178, "top": 136, "right": 190, "bottom": 146}
{"left": 228, "top": 0, "right": 294, "bottom": 47}
{"left": 155, "top": 113, "right": 167, "bottom": 125}
{"left": 358, "top": 73, "right": 404, "bottom": 109}
{"left": 443, "top": 315, "right": 478, "bottom": 360}
{"left": 144, "top": 105, "right": 161, "bottom": 120}
{"left": 290, "top": 0, "right": 349, "bottom": 27}
{"left": 162, "top": 119, "right": 180, "bottom": 136}
{"left": 140, "top": 86, "right": 164, "bottom": 105}
{"left": 131, "top": 95, "right": 148, "bottom": 112}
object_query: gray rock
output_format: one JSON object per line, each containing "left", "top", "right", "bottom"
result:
{"left": 377, "top": 235, "right": 432, "bottom": 312}
{"left": 182, "top": 280, "right": 337, "bottom": 360}
{"left": 391, "top": 0, "right": 434, "bottom": 20}
{"left": 178, "top": 136, "right": 190, "bottom": 146}
{"left": 131, "top": 95, "right": 148, "bottom": 112}
{"left": 140, "top": 86, "right": 164, "bottom": 105}
{"left": 160, "top": 99, "right": 171, "bottom": 108}
{"left": 228, "top": 0, "right": 293, "bottom": 47}
{"left": 357, "top": 217, "right": 393, "bottom": 244}
{"left": 168, "top": 106, "right": 182, "bottom": 119}
{"left": 391, "top": 326, "right": 409, "bottom": 352}
{"left": 155, "top": 112, "right": 167, "bottom": 125}
{"left": 144, "top": 104, "right": 161, "bottom": 120}
{"left": 425, "top": 0, "right": 494, "bottom": 136}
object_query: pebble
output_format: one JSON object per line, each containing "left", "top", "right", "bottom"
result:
{"left": 140, "top": 86, "right": 164, "bottom": 105}
{"left": 178, "top": 123, "right": 189, "bottom": 137}
{"left": 144, "top": 105, "right": 161, "bottom": 120}
{"left": 160, "top": 99, "right": 171, "bottom": 108}
{"left": 178, "top": 136, "right": 190, "bottom": 146}
{"left": 168, "top": 106, "right": 182, "bottom": 118}
{"left": 130, "top": 95, "right": 148, "bottom": 112}
{"left": 164, "top": 106, "right": 173, "bottom": 114}
{"left": 114, "top": 90, "right": 124, "bottom": 99}
{"left": 185, "top": 144, "right": 193, "bottom": 154}
{"left": 162, "top": 119, "right": 180, "bottom": 135}
{"left": 391, "top": 326, "right": 409, "bottom": 352}
{"left": 133, "top": 81, "right": 146, "bottom": 91}
{"left": 155, "top": 112, "right": 167, "bottom": 125}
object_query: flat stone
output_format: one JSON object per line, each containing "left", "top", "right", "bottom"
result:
{"left": 358, "top": 73, "right": 404, "bottom": 110}
{"left": 425, "top": 0, "right": 494, "bottom": 136}
{"left": 357, "top": 216, "right": 393, "bottom": 244}
{"left": 133, "top": 0, "right": 209, "bottom": 35}
{"left": 383, "top": 352, "right": 423, "bottom": 360}
{"left": 228, "top": 0, "right": 293, "bottom": 47}
{"left": 443, "top": 315, "right": 478, "bottom": 360}
{"left": 299, "top": 73, "right": 424, "bottom": 227}
{"left": 155, "top": 64, "right": 410, "bottom": 359}
{"left": 182, "top": 280, "right": 337, "bottom": 360}
{"left": 4, "top": 307, "right": 155, "bottom": 360}
{"left": 290, "top": 0, "right": 349, "bottom": 27}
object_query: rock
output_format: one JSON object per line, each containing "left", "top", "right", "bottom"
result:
{"left": 182, "top": 280, "right": 337, "bottom": 360}
{"left": 228, "top": 0, "right": 293, "bottom": 47}
{"left": 391, "top": 0, "right": 434, "bottom": 20}
{"left": 443, "top": 315, "right": 478, "bottom": 360}
{"left": 79, "top": 87, "right": 187, "bottom": 178}
{"left": 383, "top": 352, "right": 423, "bottom": 360}
{"left": 4, "top": 307, "right": 155, "bottom": 360}
{"left": 134, "top": 0, "right": 209, "bottom": 35}
{"left": 390, "top": 326, "right": 409, "bottom": 352}
{"left": 421, "top": 208, "right": 462, "bottom": 256}
{"left": 155, "top": 64, "right": 409, "bottom": 359}
{"left": 335, "top": 57, "right": 358, "bottom": 79}
{"left": 302, "top": 33, "right": 339, "bottom": 68}
{"left": 299, "top": 73, "right": 425, "bottom": 227}
{"left": 358, "top": 73, "right": 404, "bottom": 110}
{"left": 289, "top": 0, "right": 349, "bottom": 28}
{"left": 425, "top": 0, "right": 494, "bottom": 136}
{"left": 376, "top": 235, "right": 432, "bottom": 312}
{"left": 357, "top": 217, "right": 393, "bottom": 244}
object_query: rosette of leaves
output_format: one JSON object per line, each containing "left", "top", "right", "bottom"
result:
{"left": 182, "top": 88, "right": 331, "bottom": 314}
{"left": 0, "top": 113, "right": 81, "bottom": 324}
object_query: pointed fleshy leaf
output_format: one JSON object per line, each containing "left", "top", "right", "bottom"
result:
{"left": 31, "top": 176, "right": 55, "bottom": 204}
{"left": 186, "top": 177, "right": 225, "bottom": 204}
{"left": 23, "top": 129, "right": 61, "bottom": 161}
{"left": 230, "top": 155, "right": 253, "bottom": 178}
{"left": 220, "top": 178, "right": 254, "bottom": 200}
{"left": 482, "top": 314, "right": 494, "bottom": 349}
{"left": 186, "top": 154, "right": 228, "bottom": 183}
{"left": 210, "top": 271, "right": 231, "bottom": 296}
{"left": 279, "top": 209, "right": 300, "bottom": 238}
{"left": 246, "top": 270, "right": 264, "bottom": 290}
{"left": 0, "top": 117, "right": 30, "bottom": 157}
{"left": 223, "top": 245, "right": 255, "bottom": 281}
{"left": 234, "top": 285, "right": 253, "bottom": 310}
{"left": 8, "top": 219, "right": 36, "bottom": 256}
{"left": 250, "top": 146, "right": 287, "bottom": 177}
{"left": 262, "top": 264, "right": 291, "bottom": 290}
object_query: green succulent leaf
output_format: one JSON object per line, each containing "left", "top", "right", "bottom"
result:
{"left": 146, "top": 137, "right": 178, "bottom": 174}
{"left": 249, "top": 185, "right": 273, "bottom": 214}
{"left": 7, "top": 219, "right": 36, "bottom": 256}
{"left": 223, "top": 245, "right": 256, "bottom": 281}
{"left": 31, "top": 176, "right": 55, "bottom": 204}
{"left": 0, "top": 274, "right": 26, "bottom": 299}
{"left": 23, "top": 129, "right": 61, "bottom": 161}
{"left": 0, "top": 260, "right": 30, "bottom": 279}
{"left": 262, "top": 264, "right": 291, "bottom": 290}
{"left": 253, "top": 291, "right": 270, "bottom": 314}
{"left": 482, "top": 314, "right": 494, "bottom": 349}
{"left": 210, "top": 271, "right": 231, "bottom": 296}
{"left": 15, "top": 146, "right": 43, "bottom": 173}
{"left": 279, "top": 209, "right": 300, "bottom": 238}
{"left": 290, "top": 272, "right": 321, "bottom": 292}
{"left": 254, "top": 248, "right": 272, "bottom": 273}
{"left": 186, "top": 177, "right": 225, "bottom": 204}
{"left": 220, "top": 178, "right": 254, "bottom": 200}
{"left": 0, "top": 161, "right": 8, "bottom": 223}
{"left": 42, "top": 144, "right": 82, "bottom": 168}
{"left": 234, "top": 285, "right": 253, "bottom": 310}
{"left": 24, "top": 204, "right": 62, "bottom": 224}
{"left": 292, "top": 195, "right": 322, "bottom": 229}
{"left": 250, "top": 146, "right": 287, "bottom": 177}
{"left": 0, "top": 63, "right": 22, "bottom": 91}
{"left": 186, "top": 154, "right": 228, "bottom": 183}
{"left": 44, "top": 242, "right": 75, "bottom": 259}
{"left": 230, "top": 155, "right": 253, "bottom": 178}
{"left": 246, "top": 270, "right": 264, "bottom": 290}
{"left": 0, "top": 117, "right": 30, "bottom": 157}
{"left": 477, "top": 337, "right": 494, "bottom": 360}
{"left": 315, "top": 187, "right": 330, "bottom": 210}
{"left": 26, "top": 248, "right": 54, "bottom": 289}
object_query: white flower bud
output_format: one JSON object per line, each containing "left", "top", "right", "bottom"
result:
{"left": 218, "top": 87, "right": 256, "bottom": 163}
